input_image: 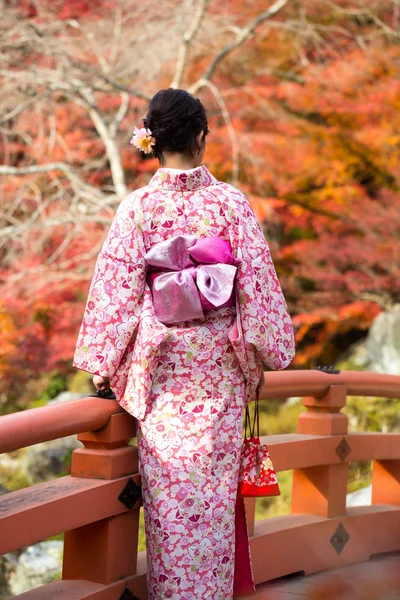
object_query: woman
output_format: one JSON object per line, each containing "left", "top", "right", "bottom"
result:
{"left": 73, "top": 88, "right": 295, "bottom": 600}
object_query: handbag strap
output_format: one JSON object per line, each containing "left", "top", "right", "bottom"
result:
{"left": 244, "top": 388, "right": 260, "bottom": 439}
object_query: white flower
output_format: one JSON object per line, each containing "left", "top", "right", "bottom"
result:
{"left": 129, "top": 126, "right": 155, "bottom": 154}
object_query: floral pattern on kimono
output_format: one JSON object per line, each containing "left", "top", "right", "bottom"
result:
{"left": 73, "top": 192, "right": 147, "bottom": 380}
{"left": 73, "top": 165, "right": 295, "bottom": 600}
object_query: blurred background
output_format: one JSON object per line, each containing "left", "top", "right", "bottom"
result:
{"left": 0, "top": 0, "right": 399, "bottom": 595}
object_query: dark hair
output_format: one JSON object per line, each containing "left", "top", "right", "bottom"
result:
{"left": 144, "top": 88, "right": 208, "bottom": 163}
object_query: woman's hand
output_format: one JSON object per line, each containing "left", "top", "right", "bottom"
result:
{"left": 93, "top": 374, "right": 110, "bottom": 392}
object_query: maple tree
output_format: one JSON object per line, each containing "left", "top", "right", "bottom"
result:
{"left": 1, "top": 0, "right": 400, "bottom": 409}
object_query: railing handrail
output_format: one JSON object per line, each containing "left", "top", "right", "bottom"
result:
{"left": 0, "top": 368, "right": 399, "bottom": 598}
{"left": 0, "top": 397, "right": 123, "bottom": 454}
{"left": 0, "top": 370, "right": 399, "bottom": 455}
{"left": 259, "top": 369, "right": 400, "bottom": 400}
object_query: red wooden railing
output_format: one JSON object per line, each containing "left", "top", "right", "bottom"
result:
{"left": 0, "top": 370, "right": 399, "bottom": 599}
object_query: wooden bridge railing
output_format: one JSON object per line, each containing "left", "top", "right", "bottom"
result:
{"left": 0, "top": 370, "right": 399, "bottom": 599}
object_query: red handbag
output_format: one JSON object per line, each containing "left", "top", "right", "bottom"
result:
{"left": 238, "top": 391, "right": 280, "bottom": 497}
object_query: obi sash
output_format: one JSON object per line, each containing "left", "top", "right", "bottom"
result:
{"left": 144, "top": 235, "right": 241, "bottom": 325}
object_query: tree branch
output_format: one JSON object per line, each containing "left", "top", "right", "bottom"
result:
{"left": 67, "top": 88, "right": 128, "bottom": 198}
{"left": 195, "top": 79, "right": 239, "bottom": 184}
{"left": 69, "top": 60, "right": 151, "bottom": 100}
{"left": 170, "top": 0, "right": 209, "bottom": 89}
{"left": 2, "top": 68, "right": 129, "bottom": 198}
{"left": 0, "top": 162, "right": 104, "bottom": 199}
{"left": 322, "top": 0, "right": 400, "bottom": 38}
{"left": 283, "top": 192, "right": 358, "bottom": 224}
{"left": 0, "top": 214, "right": 112, "bottom": 240}
{"left": 109, "top": 92, "right": 130, "bottom": 138}
{"left": 190, "top": 0, "right": 290, "bottom": 91}
{"left": 84, "top": 103, "right": 127, "bottom": 198}
{"left": 359, "top": 292, "right": 394, "bottom": 310}
{"left": 0, "top": 91, "right": 53, "bottom": 123}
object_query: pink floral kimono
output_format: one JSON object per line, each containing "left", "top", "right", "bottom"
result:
{"left": 73, "top": 165, "right": 295, "bottom": 600}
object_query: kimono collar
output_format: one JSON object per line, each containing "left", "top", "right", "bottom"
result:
{"left": 149, "top": 165, "right": 218, "bottom": 192}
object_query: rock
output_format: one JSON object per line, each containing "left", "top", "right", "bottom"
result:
{"left": 284, "top": 397, "right": 301, "bottom": 407}
{"left": 0, "top": 435, "right": 82, "bottom": 489}
{"left": 8, "top": 541, "right": 63, "bottom": 596}
{"left": 0, "top": 483, "right": 9, "bottom": 495}
{"left": 344, "top": 339, "right": 370, "bottom": 370}
{"left": 0, "top": 450, "right": 31, "bottom": 491}
{"left": 339, "top": 304, "right": 400, "bottom": 375}
{"left": 346, "top": 484, "right": 372, "bottom": 507}
{"left": 0, "top": 554, "right": 13, "bottom": 600}
{"left": 47, "top": 391, "right": 86, "bottom": 405}
{"left": 21, "top": 435, "right": 82, "bottom": 483}
{"left": 365, "top": 305, "right": 400, "bottom": 374}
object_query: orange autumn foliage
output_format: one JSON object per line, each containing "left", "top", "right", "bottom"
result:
{"left": 1, "top": 0, "right": 400, "bottom": 406}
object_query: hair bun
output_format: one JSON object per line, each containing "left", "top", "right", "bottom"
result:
{"left": 142, "top": 88, "right": 208, "bottom": 162}
{"left": 181, "top": 110, "right": 203, "bottom": 124}
{"left": 152, "top": 123, "right": 168, "bottom": 138}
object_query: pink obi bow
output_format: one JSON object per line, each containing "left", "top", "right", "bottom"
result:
{"left": 145, "top": 235, "right": 241, "bottom": 325}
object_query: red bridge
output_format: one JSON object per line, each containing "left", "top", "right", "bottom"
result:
{"left": 0, "top": 370, "right": 399, "bottom": 599}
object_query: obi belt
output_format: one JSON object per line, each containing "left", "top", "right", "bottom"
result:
{"left": 144, "top": 235, "right": 241, "bottom": 325}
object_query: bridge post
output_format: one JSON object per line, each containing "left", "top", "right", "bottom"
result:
{"left": 372, "top": 460, "right": 400, "bottom": 506}
{"left": 291, "top": 384, "right": 349, "bottom": 518}
{"left": 62, "top": 410, "right": 140, "bottom": 585}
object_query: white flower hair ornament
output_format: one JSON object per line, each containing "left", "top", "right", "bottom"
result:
{"left": 130, "top": 127, "right": 155, "bottom": 154}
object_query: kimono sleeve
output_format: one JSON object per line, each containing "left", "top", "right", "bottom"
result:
{"left": 235, "top": 193, "right": 295, "bottom": 370}
{"left": 73, "top": 194, "right": 146, "bottom": 377}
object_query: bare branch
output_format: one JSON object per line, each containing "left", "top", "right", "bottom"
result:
{"left": 196, "top": 79, "right": 239, "bottom": 185}
{"left": 0, "top": 162, "right": 104, "bottom": 199}
{"left": 0, "top": 73, "right": 128, "bottom": 198}
{"left": 0, "top": 162, "right": 73, "bottom": 176}
{"left": 5, "top": 261, "right": 102, "bottom": 284}
{"left": 320, "top": 1, "right": 367, "bottom": 16}
{"left": 359, "top": 292, "right": 394, "bottom": 310}
{"left": 109, "top": 5, "right": 124, "bottom": 66}
{"left": 322, "top": 0, "right": 400, "bottom": 37}
{"left": 109, "top": 92, "right": 130, "bottom": 138}
{"left": 364, "top": 9, "right": 400, "bottom": 38}
{"left": 0, "top": 91, "right": 52, "bottom": 123}
{"left": 81, "top": 98, "right": 128, "bottom": 198}
{"left": 190, "top": 0, "right": 290, "bottom": 91}
{"left": 393, "top": 0, "right": 400, "bottom": 29}
{"left": 0, "top": 214, "right": 112, "bottom": 240}
{"left": 283, "top": 193, "right": 353, "bottom": 222}
{"left": 69, "top": 60, "right": 151, "bottom": 100}
{"left": 66, "top": 19, "right": 111, "bottom": 74}
{"left": 45, "top": 229, "right": 76, "bottom": 265}
{"left": 170, "top": 0, "right": 209, "bottom": 89}
{"left": 64, "top": 88, "right": 128, "bottom": 198}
